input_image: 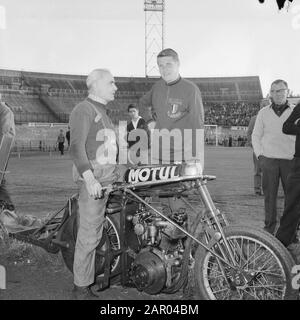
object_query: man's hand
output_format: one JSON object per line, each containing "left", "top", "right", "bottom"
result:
{"left": 82, "top": 170, "right": 103, "bottom": 199}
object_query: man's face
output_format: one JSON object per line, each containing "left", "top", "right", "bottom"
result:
{"left": 270, "top": 82, "right": 289, "bottom": 105}
{"left": 157, "top": 56, "right": 180, "bottom": 83}
{"left": 129, "top": 108, "right": 139, "bottom": 120}
{"left": 94, "top": 72, "right": 117, "bottom": 103}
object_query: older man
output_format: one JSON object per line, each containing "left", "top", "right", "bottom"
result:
{"left": 69, "top": 69, "right": 121, "bottom": 299}
{"left": 252, "top": 79, "right": 295, "bottom": 234}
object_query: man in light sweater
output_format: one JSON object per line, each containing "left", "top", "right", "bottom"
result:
{"left": 252, "top": 79, "right": 295, "bottom": 234}
{"left": 69, "top": 69, "right": 121, "bottom": 299}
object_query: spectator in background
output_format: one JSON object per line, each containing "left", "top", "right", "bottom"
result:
{"left": 247, "top": 114, "right": 263, "bottom": 195}
{"left": 126, "top": 104, "right": 149, "bottom": 164}
{"left": 57, "top": 129, "right": 65, "bottom": 155}
{"left": 0, "top": 94, "right": 16, "bottom": 213}
{"left": 228, "top": 135, "right": 233, "bottom": 147}
{"left": 66, "top": 126, "right": 70, "bottom": 149}
{"left": 252, "top": 79, "right": 295, "bottom": 234}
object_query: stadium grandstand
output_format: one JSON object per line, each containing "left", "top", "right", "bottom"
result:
{"left": 0, "top": 68, "right": 270, "bottom": 149}
{"left": 0, "top": 68, "right": 263, "bottom": 125}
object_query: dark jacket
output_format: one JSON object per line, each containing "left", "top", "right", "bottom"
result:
{"left": 127, "top": 117, "right": 149, "bottom": 148}
{"left": 282, "top": 102, "right": 300, "bottom": 158}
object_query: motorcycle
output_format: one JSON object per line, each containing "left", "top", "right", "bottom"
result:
{"left": 7, "top": 162, "right": 299, "bottom": 300}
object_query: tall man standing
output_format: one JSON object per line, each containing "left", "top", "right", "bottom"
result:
{"left": 139, "top": 48, "right": 204, "bottom": 219}
{"left": 140, "top": 48, "right": 204, "bottom": 165}
{"left": 69, "top": 69, "right": 121, "bottom": 299}
{"left": 252, "top": 79, "right": 295, "bottom": 234}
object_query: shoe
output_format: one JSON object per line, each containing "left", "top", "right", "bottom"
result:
{"left": 71, "top": 285, "right": 98, "bottom": 300}
{"left": 287, "top": 243, "right": 300, "bottom": 264}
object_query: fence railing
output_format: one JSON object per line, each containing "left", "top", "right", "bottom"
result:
{"left": 11, "top": 139, "right": 60, "bottom": 153}
{"left": 14, "top": 112, "right": 69, "bottom": 124}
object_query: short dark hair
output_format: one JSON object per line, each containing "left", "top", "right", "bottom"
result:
{"left": 157, "top": 48, "right": 179, "bottom": 61}
{"left": 271, "top": 79, "right": 288, "bottom": 89}
{"left": 128, "top": 104, "right": 139, "bottom": 112}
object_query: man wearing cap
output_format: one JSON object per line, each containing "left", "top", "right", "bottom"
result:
{"left": 69, "top": 69, "right": 121, "bottom": 299}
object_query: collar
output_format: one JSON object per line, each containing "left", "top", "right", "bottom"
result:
{"left": 165, "top": 76, "right": 181, "bottom": 86}
{"left": 88, "top": 94, "right": 107, "bottom": 105}
{"left": 132, "top": 116, "right": 141, "bottom": 123}
{"left": 269, "top": 100, "right": 291, "bottom": 109}
{"left": 270, "top": 101, "right": 291, "bottom": 117}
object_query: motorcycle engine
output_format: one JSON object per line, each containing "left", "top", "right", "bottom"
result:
{"left": 127, "top": 201, "right": 188, "bottom": 294}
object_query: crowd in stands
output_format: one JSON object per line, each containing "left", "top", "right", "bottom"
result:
{"left": 204, "top": 101, "right": 260, "bottom": 127}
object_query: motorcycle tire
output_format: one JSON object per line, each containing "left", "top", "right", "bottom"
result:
{"left": 193, "top": 225, "right": 298, "bottom": 300}
{"left": 59, "top": 211, "right": 121, "bottom": 280}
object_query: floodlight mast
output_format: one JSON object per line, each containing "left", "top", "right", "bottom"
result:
{"left": 144, "top": 0, "right": 165, "bottom": 78}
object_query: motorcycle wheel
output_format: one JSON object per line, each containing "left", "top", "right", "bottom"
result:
{"left": 60, "top": 212, "right": 121, "bottom": 279}
{"left": 193, "top": 225, "right": 298, "bottom": 300}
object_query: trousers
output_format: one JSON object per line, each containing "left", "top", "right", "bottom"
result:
{"left": 276, "top": 157, "right": 300, "bottom": 246}
{"left": 73, "top": 162, "right": 126, "bottom": 287}
{"left": 253, "top": 152, "right": 262, "bottom": 192}
{"left": 260, "top": 156, "right": 293, "bottom": 234}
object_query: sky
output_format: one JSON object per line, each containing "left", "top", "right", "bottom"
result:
{"left": 0, "top": 0, "right": 299, "bottom": 96}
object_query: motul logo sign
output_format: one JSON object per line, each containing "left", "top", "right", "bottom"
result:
{"left": 127, "top": 165, "right": 180, "bottom": 184}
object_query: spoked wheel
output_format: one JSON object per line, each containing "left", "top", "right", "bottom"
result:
{"left": 59, "top": 210, "right": 121, "bottom": 278}
{"left": 194, "top": 225, "right": 298, "bottom": 300}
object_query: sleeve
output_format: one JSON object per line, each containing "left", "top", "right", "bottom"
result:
{"left": 139, "top": 87, "right": 156, "bottom": 121}
{"left": 282, "top": 104, "right": 300, "bottom": 135}
{"left": 252, "top": 110, "right": 264, "bottom": 158}
{"left": 187, "top": 86, "right": 205, "bottom": 165}
{"left": 139, "top": 118, "right": 151, "bottom": 147}
{"left": 69, "top": 106, "right": 93, "bottom": 176}
{"left": 189, "top": 86, "right": 204, "bottom": 129}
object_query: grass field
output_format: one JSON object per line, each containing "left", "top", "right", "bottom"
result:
{"left": 6, "top": 146, "right": 285, "bottom": 229}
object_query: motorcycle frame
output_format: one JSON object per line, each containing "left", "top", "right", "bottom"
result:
{"left": 119, "top": 176, "right": 238, "bottom": 269}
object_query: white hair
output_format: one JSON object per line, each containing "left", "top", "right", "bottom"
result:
{"left": 86, "top": 69, "right": 110, "bottom": 92}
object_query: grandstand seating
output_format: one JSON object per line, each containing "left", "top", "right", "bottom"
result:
{"left": 0, "top": 69, "right": 265, "bottom": 127}
{"left": 2, "top": 93, "right": 49, "bottom": 113}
